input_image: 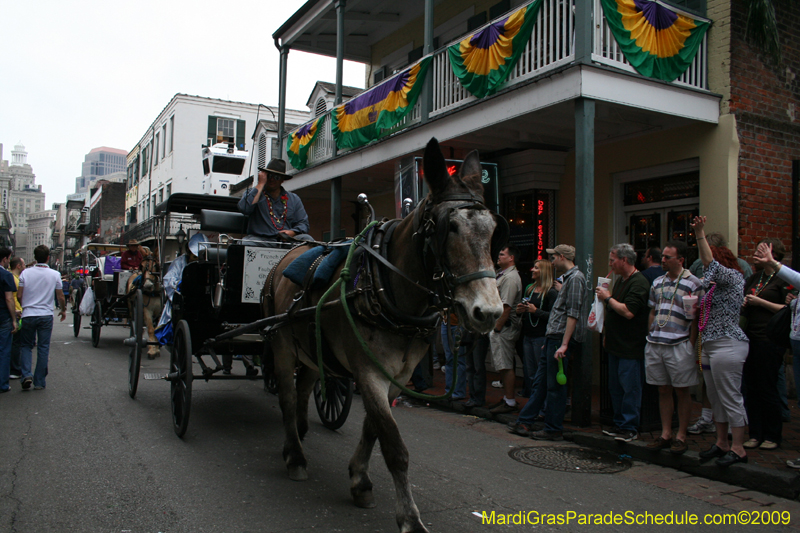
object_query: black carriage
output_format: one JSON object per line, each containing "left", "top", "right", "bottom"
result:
{"left": 127, "top": 193, "right": 353, "bottom": 437}
{"left": 73, "top": 244, "right": 150, "bottom": 350}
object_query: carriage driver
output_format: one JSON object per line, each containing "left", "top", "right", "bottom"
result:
{"left": 121, "top": 239, "right": 148, "bottom": 271}
{"left": 237, "top": 158, "right": 312, "bottom": 243}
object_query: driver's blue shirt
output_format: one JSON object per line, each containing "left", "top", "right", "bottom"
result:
{"left": 237, "top": 186, "right": 309, "bottom": 239}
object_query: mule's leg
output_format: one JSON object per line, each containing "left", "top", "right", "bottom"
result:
{"left": 144, "top": 308, "right": 159, "bottom": 358}
{"left": 357, "top": 378, "right": 428, "bottom": 533}
{"left": 349, "top": 414, "right": 378, "bottom": 509}
{"left": 273, "top": 335, "right": 307, "bottom": 481}
{"left": 294, "top": 365, "right": 317, "bottom": 441}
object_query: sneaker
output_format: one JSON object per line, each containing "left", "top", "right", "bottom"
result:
{"left": 462, "top": 399, "right": 484, "bottom": 408}
{"left": 614, "top": 430, "right": 638, "bottom": 442}
{"left": 786, "top": 458, "right": 800, "bottom": 469}
{"left": 602, "top": 426, "right": 622, "bottom": 438}
{"left": 21, "top": 377, "right": 32, "bottom": 391}
{"left": 687, "top": 419, "right": 714, "bottom": 434}
{"left": 491, "top": 380, "right": 503, "bottom": 388}
{"left": 34, "top": 386, "right": 44, "bottom": 391}
{"left": 9, "top": 374, "right": 20, "bottom": 380}
{"left": 245, "top": 366, "right": 258, "bottom": 378}
{"left": 489, "top": 402, "right": 519, "bottom": 415}
{"left": 432, "top": 361, "right": 441, "bottom": 370}
{"left": 531, "top": 429, "right": 563, "bottom": 441}
{"left": 507, "top": 422, "right": 535, "bottom": 437}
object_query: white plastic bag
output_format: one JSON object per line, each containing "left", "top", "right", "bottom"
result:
{"left": 79, "top": 287, "right": 95, "bottom": 316}
{"left": 587, "top": 294, "right": 605, "bottom": 334}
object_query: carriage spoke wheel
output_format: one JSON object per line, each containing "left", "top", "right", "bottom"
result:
{"left": 171, "top": 320, "right": 193, "bottom": 438}
{"left": 91, "top": 301, "right": 102, "bottom": 347}
{"left": 72, "top": 288, "right": 82, "bottom": 338}
{"left": 314, "top": 376, "right": 353, "bottom": 430}
{"left": 128, "top": 290, "right": 144, "bottom": 399}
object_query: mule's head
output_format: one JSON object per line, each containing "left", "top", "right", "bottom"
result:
{"left": 422, "top": 138, "right": 504, "bottom": 333}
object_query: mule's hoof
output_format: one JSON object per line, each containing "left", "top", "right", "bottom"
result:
{"left": 352, "top": 490, "right": 376, "bottom": 509}
{"left": 400, "top": 520, "right": 429, "bottom": 533}
{"left": 288, "top": 466, "right": 308, "bottom": 481}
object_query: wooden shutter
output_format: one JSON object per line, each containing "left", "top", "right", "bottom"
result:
{"left": 236, "top": 119, "right": 246, "bottom": 150}
{"left": 207, "top": 116, "right": 216, "bottom": 145}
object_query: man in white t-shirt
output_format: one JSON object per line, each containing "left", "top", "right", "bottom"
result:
{"left": 17, "top": 245, "right": 66, "bottom": 391}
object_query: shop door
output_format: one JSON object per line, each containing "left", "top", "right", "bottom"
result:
{"left": 627, "top": 206, "right": 699, "bottom": 269}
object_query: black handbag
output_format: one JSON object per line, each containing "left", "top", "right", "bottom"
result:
{"left": 765, "top": 305, "right": 792, "bottom": 349}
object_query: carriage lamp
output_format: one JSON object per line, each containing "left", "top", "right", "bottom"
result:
{"left": 175, "top": 225, "right": 186, "bottom": 245}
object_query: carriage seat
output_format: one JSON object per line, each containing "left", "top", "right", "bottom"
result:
{"left": 200, "top": 246, "right": 228, "bottom": 264}
{"left": 199, "top": 209, "right": 247, "bottom": 234}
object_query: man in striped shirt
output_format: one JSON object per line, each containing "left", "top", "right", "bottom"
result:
{"left": 645, "top": 240, "right": 704, "bottom": 455}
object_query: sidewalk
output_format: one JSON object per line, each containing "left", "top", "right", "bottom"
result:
{"left": 408, "top": 366, "right": 800, "bottom": 501}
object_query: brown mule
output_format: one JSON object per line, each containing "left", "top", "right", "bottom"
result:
{"left": 263, "top": 138, "right": 503, "bottom": 533}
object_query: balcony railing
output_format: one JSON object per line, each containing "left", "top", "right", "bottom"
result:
{"left": 592, "top": 0, "right": 707, "bottom": 90}
{"left": 287, "top": 0, "right": 708, "bottom": 172}
{"left": 120, "top": 213, "right": 200, "bottom": 245}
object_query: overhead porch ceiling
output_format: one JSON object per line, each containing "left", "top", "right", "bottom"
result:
{"left": 274, "top": 0, "right": 441, "bottom": 62}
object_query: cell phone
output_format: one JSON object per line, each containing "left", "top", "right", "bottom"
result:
{"left": 521, "top": 297, "right": 530, "bottom": 304}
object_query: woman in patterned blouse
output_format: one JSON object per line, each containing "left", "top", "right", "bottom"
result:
{"left": 691, "top": 216, "right": 749, "bottom": 467}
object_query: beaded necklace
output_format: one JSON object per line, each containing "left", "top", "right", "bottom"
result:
{"left": 266, "top": 193, "right": 289, "bottom": 230}
{"left": 752, "top": 270, "right": 775, "bottom": 297}
{"left": 695, "top": 282, "right": 716, "bottom": 371}
{"left": 524, "top": 282, "right": 543, "bottom": 328}
{"left": 655, "top": 269, "right": 688, "bottom": 328}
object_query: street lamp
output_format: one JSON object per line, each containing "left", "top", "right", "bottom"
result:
{"left": 175, "top": 225, "right": 186, "bottom": 245}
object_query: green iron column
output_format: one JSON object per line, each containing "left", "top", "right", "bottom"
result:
{"left": 331, "top": 0, "right": 346, "bottom": 238}
{"left": 573, "top": 0, "right": 594, "bottom": 65}
{"left": 277, "top": 46, "right": 289, "bottom": 160}
{"left": 420, "top": 0, "right": 434, "bottom": 122}
{"left": 573, "top": 97, "right": 595, "bottom": 427}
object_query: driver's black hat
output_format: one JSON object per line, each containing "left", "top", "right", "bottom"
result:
{"left": 258, "top": 158, "right": 290, "bottom": 179}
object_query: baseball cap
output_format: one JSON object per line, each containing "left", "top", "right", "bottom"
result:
{"left": 545, "top": 244, "right": 575, "bottom": 261}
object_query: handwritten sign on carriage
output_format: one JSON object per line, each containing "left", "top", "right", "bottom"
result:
{"left": 241, "top": 246, "right": 288, "bottom": 303}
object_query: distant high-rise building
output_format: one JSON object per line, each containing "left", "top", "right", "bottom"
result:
{"left": 75, "top": 146, "right": 127, "bottom": 193}
{"left": 0, "top": 142, "right": 46, "bottom": 260}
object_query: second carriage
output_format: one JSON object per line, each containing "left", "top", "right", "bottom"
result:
{"left": 126, "top": 193, "right": 353, "bottom": 436}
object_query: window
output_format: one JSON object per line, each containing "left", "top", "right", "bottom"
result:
{"left": 217, "top": 118, "right": 235, "bottom": 144}
{"left": 152, "top": 194, "right": 157, "bottom": 211}
{"left": 158, "top": 188, "right": 164, "bottom": 204}
{"left": 166, "top": 183, "right": 171, "bottom": 197}
{"left": 162, "top": 124, "right": 167, "bottom": 159}
{"left": 169, "top": 115, "right": 174, "bottom": 153}
{"left": 154, "top": 134, "right": 160, "bottom": 166}
{"left": 315, "top": 98, "right": 327, "bottom": 117}
{"left": 141, "top": 144, "right": 150, "bottom": 176}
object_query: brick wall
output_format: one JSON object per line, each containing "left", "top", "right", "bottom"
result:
{"left": 730, "top": 0, "right": 800, "bottom": 263}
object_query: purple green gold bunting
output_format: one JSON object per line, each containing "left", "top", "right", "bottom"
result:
{"left": 286, "top": 114, "right": 325, "bottom": 170}
{"left": 447, "top": 0, "right": 541, "bottom": 99}
{"left": 332, "top": 57, "right": 431, "bottom": 150}
{"left": 600, "top": 0, "right": 710, "bottom": 82}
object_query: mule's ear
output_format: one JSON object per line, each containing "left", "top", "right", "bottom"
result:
{"left": 458, "top": 150, "right": 484, "bottom": 198}
{"left": 423, "top": 137, "right": 449, "bottom": 198}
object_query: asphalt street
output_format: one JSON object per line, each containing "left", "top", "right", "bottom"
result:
{"left": 0, "top": 315, "right": 794, "bottom": 532}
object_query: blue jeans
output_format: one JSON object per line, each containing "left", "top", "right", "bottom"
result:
{"left": 10, "top": 329, "right": 21, "bottom": 376}
{"left": 608, "top": 352, "right": 644, "bottom": 432}
{"left": 519, "top": 336, "right": 572, "bottom": 432}
{"left": 441, "top": 323, "right": 466, "bottom": 399}
{"left": 521, "top": 335, "right": 545, "bottom": 397}
{"left": 0, "top": 316, "right": 12, "bottom": 391}
{"left": 20, "top": 315, "right": 54, "bottom": 389}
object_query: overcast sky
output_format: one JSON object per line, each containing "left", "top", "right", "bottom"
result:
{"left": 0, "top": 0, "right": 365, "bottom": 206}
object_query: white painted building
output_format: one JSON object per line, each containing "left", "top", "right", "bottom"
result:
{"left": 125, "top": 94, "right": 308, "bottom": 228}
{"left": 0, "top": 143, "right": 46, "bottom": 260}
{"left": 26, "top": 209, "right": 56, "bottom": 262}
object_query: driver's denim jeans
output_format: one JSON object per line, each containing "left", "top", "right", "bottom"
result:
{"left": 20, "top": 315, "right": 54, "bottom": 389}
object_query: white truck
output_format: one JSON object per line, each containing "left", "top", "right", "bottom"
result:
{"left": 201, "top": 142, "right": 249, "bottom": 196}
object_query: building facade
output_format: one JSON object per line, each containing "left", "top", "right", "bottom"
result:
{"left": 121, "top": 93, "right": 308, "bottom": 246}
{"left": 0, "top": 143, "right": 46, "bottom": 260}
{"left": 75, "top": 147, "right": 128, "bottom": 194}
{"left": 26, "top": 209, "right": 56, "bottom": 263}
{"left": 272, "top": 0, "right": 799, "bottom": 424}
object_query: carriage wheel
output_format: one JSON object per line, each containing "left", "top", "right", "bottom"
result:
{"left": 91, "top": 302, "right": 102, "bottom": 347}
{"left": 171, "top": 320, "right": 193, "bottom": 438}
{"left": 128, "top": 290, "right": 144, "bottom": 399}
{"left": 72, "top": 288, "right": 82, "bottom": 338}
{"left": 314, "top": 376, "right": 353, "bottom": 430}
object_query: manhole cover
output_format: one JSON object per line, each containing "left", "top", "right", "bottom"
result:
{"left": 509, "top": 446, "right": 632, "bottom": 474}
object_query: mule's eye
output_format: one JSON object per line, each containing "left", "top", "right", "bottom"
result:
{"left": 449, "top": 222, "right": 459, "bottom": 234}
